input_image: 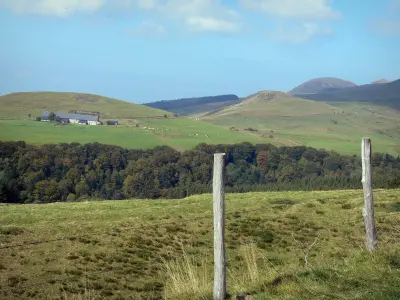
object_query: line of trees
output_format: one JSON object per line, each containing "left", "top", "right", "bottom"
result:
{"left": 0, "top": 141, "right": 399, "bottom": 203}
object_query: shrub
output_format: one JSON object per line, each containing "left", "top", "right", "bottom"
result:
{"left": 66, "top": 193, "right": 76, "bottom": 202}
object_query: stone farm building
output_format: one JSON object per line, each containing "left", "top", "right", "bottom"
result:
{"left": 41, "top": 111, "right": 100, "bottom": 125}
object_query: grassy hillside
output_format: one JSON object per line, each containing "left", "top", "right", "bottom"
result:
{"left": 0, "top": 119, "right": 263, "bottom": 151}
{"left": 0, "top": 91, "right": 265, "bottom": 150}
{"left": 144, "top": 94, "right": 241, "bottom": 116}
{"left": 289, "top": 77, "right": 357, "bottom": 94}
{"left": 1, "top": 189, "right": 399, "bottom": 300}
{"left": 0, "top": 92, "right": 169, "bottom": 120}
{"left": 201, "top": 91, "right": 400, "bottom": 155}
{"left": 203, "top": 91, "right": 341, "bottom": 119}
{"left": 1, "top": 90, "right": 399, "bottom": 155}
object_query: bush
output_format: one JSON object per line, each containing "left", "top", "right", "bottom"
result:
{"left": 244, "top": 128, "right": 258, "bottom": 132}
{"left": 35, "top": 116, "right": 41, "bottom": 121}
{"left": 48, "top": 112, "right": 56, "bottom": 121}
{"left": 66, "top": 193, "right": 76, "bottom": 202}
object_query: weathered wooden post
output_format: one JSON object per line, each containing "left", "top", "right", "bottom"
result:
{"left": 361, "top": 138, "right": 378, "bottom": 251}
{"left": 213, "top": 153, "right": 226, "bottom": 300}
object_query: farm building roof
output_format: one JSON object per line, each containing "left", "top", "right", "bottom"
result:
{"left": 42, "top": 111, "right": 99, "bottom": 122}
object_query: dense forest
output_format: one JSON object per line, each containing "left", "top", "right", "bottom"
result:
{"left": 0, "top": 141, "right": 399, "bottom": 203}
{"left": 144, "top": 94, "right": 240, "bottom": 115}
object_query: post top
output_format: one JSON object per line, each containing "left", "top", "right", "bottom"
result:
{"left": 214, "top": 153, "right": 226, "bottom": 156}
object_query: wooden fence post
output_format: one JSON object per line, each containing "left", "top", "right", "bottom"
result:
{"left": 213, "top": 153, "right": 226, "bottom": 300}
{"left": 361, "top": 138, "right": 378, "bottom": 251}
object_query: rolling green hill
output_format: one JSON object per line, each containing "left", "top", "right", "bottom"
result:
{"left": 1, "top": 190, "right": 399, "bottom": 299}
{"left": 203, "top": 91, "right": 341, "bottom": 119}
{"left": 0, "top": 91, "right": 265, "bottom": 151}
{"left": 1, "top": 90, "right": 399, "bottom": 155}
{"left": 0, "top": 92, "right": 170, "bottom": 120}
{"left": 201, "top": 91, "right": 400, "bottom": 155}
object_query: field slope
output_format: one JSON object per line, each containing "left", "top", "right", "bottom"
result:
{"left": 0, "top": 92, "right": 169, "bottom": 120}
{"left": 0, "top": 190, "right": 399, "bottom": 299}
{"left": 0, "top": 91, "right": 265, "bottom": 150}
{"left": 0, "top": 118, "right": 264, "bottom": 151}
{"left": 204, "top": 91, "right": 341, "bottom": 118}
{"left": 201, "top": 91, "right": 400, "bottom": 155}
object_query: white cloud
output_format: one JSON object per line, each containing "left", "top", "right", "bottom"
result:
{"left": 137, "top": 0, "right": 157, "bottom": 10}
{"left": 138, "top": 0, "right": 241, "bottom": 33}
{"left": 239, "top": 0, "right": 339, "bottom": 42}
{"left": 0, "top": 0, "right": 241, "bottom": 33}
{"left": 186, "top": 17, "right": 239, "bottom": 33}
{"left": 0, "top": 0, "right": 104, "bottom": 17}
{"left": 126, "top": 19, "right": 166, "bottom": 36}
{"left": 239, "top": 0, "right": 339, "bottom": 20}
{"left": 269, "top": 22, "right": 333, "bottom": 43}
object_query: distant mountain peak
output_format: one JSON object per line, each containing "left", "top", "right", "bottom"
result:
{"left": 371, "top": 79, "right": 390, "bottom": 84}
{"left": 289, "top": 77, "right": 357, "bottom": 95}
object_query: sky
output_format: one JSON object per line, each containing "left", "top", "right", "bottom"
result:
{"left": 0, "top": 0, "right": 400, "bottom": 103}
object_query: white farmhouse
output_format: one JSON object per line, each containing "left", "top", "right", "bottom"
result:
{"left": 41, "top": 111, "right": 100, "bottom": 125}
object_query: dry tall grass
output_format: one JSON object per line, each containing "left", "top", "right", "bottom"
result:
{"left": 162, "top": 248, "right": 212, "bottom": 299}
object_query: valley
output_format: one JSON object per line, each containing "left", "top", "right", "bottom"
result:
{"left": 2, "top": 3, "right": 400, "bottom": 300}
{"left": 1, "top": 78, "right": 399, "bottom": 156}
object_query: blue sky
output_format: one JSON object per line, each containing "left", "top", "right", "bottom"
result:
{"left": 1, "top": 0, "right": 399, "bottom": 103}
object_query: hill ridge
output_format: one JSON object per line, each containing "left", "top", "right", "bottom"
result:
{"left": 203, "top": 90, "right": 341, "bottom": 119}
{"left": 0, "top": 91, "right": 170, "bottom": 120}
{"left": 289, "top": 77, "right": 357, "bottom": 95}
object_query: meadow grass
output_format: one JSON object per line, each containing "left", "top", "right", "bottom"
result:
{"left": 0, "top": 119, "right": 263, "bottom": 151}
{"left": 2, "top": 91, "right": 399, "bottom": 155}
{"left": 0, "top": 189, "right": 399, "bottom": 299}
{"left": 205, "top": 102, "right": 400, "bottom": 155}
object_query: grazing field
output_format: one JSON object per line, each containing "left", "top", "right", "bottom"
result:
{"left": 1, "top": 189, "right": 399, "bottom": 300}
{"left": 203, "top": 101, "right": 400, "bottom": 155}
{"left": 0, "top": 119, "right": 263, "bottom": 151}
{"left": 2, "top": 91, "right": 399, "bottom": 155}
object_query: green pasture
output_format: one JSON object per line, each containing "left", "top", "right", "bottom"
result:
{"left": 0, "top": 119, "right": 263, "bottom": 151}
{"left": 1, "top": 189, "right": 399, "bottom": 299}
{"left": 205, "top": 102, "right": 400, "bottom": 155}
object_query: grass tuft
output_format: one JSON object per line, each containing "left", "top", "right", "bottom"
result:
{"left": 162, "top": 247, "right": 212, "bottom": 300}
